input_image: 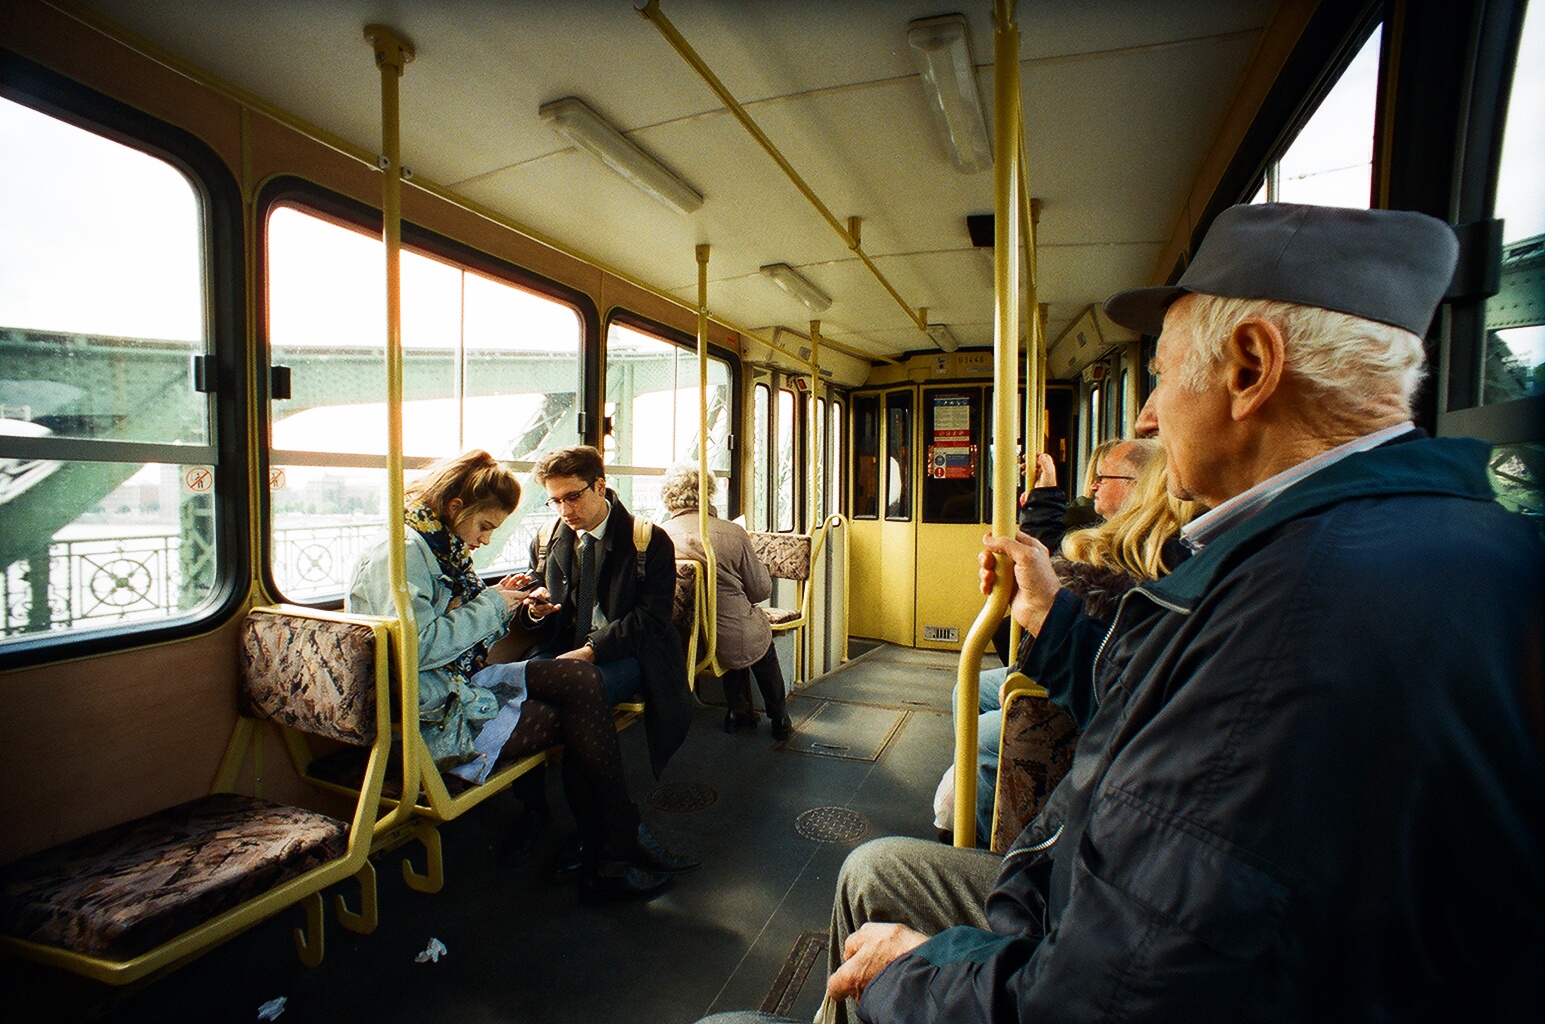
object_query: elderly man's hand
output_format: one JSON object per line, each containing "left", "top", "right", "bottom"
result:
{"left": 826, "top": 922, "right": 929, "bottom": 1004}
{"left": 980, "top": 531, "right": 1063, "bottom": 637}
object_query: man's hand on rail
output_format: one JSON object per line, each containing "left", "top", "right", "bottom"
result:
{"left": 826, "top": 922, "right": 929, "bottom": 1005}
{"left": 980, "top": 531, "right": 1062, "bottom": 637}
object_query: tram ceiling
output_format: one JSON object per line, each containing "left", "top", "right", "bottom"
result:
{"left": 74, "top": 0, "right": 1278, "bottom": 363}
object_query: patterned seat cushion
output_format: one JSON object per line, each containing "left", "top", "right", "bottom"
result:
{"left": 764, "top": 606, "right": 803, "bottom": 627}
{"left": 0, "top": 794, "right": 348, "bottom": 960}
{"left": 241, "top": 610, "right": 378, "bottom": 746}
{"left": 747, "top": 532, "right": 812, "bottom": 581}
{"left": 990, "top": 697, "right": 1079, "bottom": 854}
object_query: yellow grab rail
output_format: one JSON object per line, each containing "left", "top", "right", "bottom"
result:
{"left": 639, "top": 0, "right": 933, "bottom": 341}
{"left": 955, "top": 0, "right": 1024, "bottom": 848}
{"left": 363, "top": 24, "right": 421, "bottom": 834}
{"left": 695, "top": 243, "right": 725, "bottom": 678}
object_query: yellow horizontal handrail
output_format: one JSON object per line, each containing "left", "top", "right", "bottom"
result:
{"left": 639, "top": 0, "right": 931, "bottom": 337}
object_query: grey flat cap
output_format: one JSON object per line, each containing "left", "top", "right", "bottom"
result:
{"left": 1103, "top": 203, "right": 1459, "bottom": 336}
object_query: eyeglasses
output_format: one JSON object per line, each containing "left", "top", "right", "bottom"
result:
{"left": 1092, "top": 474, "right": 1135, "bottom": 485}
{"left": 545, "top": 483, "right": 596, "bottom": 509}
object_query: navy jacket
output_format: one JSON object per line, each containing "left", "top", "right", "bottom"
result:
{"left": 518, "top": 491, "right": 692, "bottom": 777}
{"left": 862, "top": 435, "right": 1545, "bottom": 1022}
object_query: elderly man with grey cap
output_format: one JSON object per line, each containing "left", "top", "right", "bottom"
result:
{"left": 697, "top": 203, "right": 1544, "bottom": 1024}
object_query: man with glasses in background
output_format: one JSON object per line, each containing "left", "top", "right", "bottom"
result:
{"left": 519, "top": 444, "right": 693, "bottom": 778}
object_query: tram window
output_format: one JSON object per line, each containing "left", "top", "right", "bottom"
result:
{"left": 1253, "top": 26, "right": 1381, "bottom": 209}
{"left": 604, "top": 320, "right": 731, "bottom": 522}
{"left": 922, "top": 389, "right": 983, "bottom": 524}
{"left": 1089, "top": 385, "right": 1103, "bottom": 443}
{"left": 751, "top": 382, "right": 770, "bottom": 530}
{"left": 884, "top": 391, "right": 913, "bottom": 521}
{"left": 265, "top": 204, "right": 583, "bottom": 601}
{"left": 852, "top": 394, "right": 879, "bottom": 519}
{"left": 830, "top": 398, "right": 844, "bottom": 518}
{"left": 1479, "top": 1, "right": 1544, "bottom": 533}
{"left": 775, "top": 387, "right": 795, "bottom": 531}
{"left": 0, "top": 96, "right": 223, "bottom": 644}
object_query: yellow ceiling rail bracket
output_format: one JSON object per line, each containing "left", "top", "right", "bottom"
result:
{"left": 638, "top": 0, "right": 929, "bottom": 334}
{"left": 363, "top": 24, "right": 415, "bottom": 75}
{"left": 365, "top": 21, "right": 421, "bottom": 831}
{"left": 848, "top": 216, "right": 863, "bottom": 248}
{"left": 955, "top": 0, "right": 1022, "bottom": 850}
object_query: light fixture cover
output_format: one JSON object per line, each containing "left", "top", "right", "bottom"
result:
{"left": 538, "top": 96, "right": 703, "bottom": 214}
{"left": 760, "top": 263, "right": 832, "bottom": 313}
{"left": 926, "top": 323, "right": 959, "bottom": 352}
{"left": 907, "top": 14, "right": 992, "bottom": 174}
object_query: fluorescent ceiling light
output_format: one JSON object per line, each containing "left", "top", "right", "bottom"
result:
{"left": 926, "top": 323, "right": 959, "bottom": 352}
{"left": 538, "top": 96, "right": 703, "bottom": 215}
{"left": 760, "top": 263, "right": 832, "bottom": 313}
{"left": 907, "top": 14, "right": 992, "bottom": 175}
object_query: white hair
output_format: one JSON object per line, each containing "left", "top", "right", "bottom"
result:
{"left": 659, "top": 463, "right": 716, "bottom": 513}
{"left": 1176, "top": 295, "right": 1426, "bottom": 417}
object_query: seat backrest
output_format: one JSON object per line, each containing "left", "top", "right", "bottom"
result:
{"left": 990, "top": 691, "right": 1079, "bottom": 854}
{"left": 239, "top": 608, "right": 380, "bottom": 746}
{"left": 747, "top": 531, "right": 812, "bottom": 582}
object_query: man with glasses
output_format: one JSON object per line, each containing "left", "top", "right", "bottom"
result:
{"left": 518, "top": 444, "right": 694, "bottom": 781}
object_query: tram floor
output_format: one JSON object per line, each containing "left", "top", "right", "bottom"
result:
{"left": 6, "top": 641, "right": 1002, "bottom": 1024}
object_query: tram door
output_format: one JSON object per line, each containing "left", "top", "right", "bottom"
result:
{"left": 850, "top": 385, "right": 1007, "bottom": 650}
{"left": 848, "top": 389, "right": 916, "bottom": 645}
{"left": 914, "top": 387, "right": 998, "bottom": 651}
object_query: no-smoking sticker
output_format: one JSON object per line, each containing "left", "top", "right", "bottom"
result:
{"left": 183, "top": 466, "right": 214, "bottom": 493}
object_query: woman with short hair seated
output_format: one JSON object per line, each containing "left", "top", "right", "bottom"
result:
{"left": 658, "top": 464, "right": 793, "bottom": 741}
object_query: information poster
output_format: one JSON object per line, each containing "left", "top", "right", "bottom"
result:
{"left": 928, "top": 394, "right": 975, "bottom": 479}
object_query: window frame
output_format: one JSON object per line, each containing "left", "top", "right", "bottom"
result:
{"left": 255, "top": 176, "right": 600, "bottom": 605}
{"left": 0, "top": 50, "right": 248, "bottom": 668}
{"left": 601, "top": 308, "right": 742, "bottom": 519}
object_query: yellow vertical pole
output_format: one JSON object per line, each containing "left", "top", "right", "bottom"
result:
{"left": 364, "top": 24, "right": 419, "bottom": 822}
{"left": 696, "top": 245, "right": 719, "bottom": 671}
{"left": 808, "top": 320, "right": 822, "bottom": 529}
{"left": 808, "top": 319, "right": 823, "bottom": 682}
{"left": 955, "top": 0, "right": 1021, "bottom": 849}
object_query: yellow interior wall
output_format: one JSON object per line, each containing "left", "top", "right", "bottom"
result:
{"left": 913, "top": 523, "right": 992, "bottom": 650}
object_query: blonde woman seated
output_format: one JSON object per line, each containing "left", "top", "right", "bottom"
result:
{"left": 347, "top": 450, "right": 690, "bottom": 901}
{"left": 658, "top": 465, "right": 792, "bottom": 741}
{"left": 939, "top": 443, "right": 1203, "bottom": 842}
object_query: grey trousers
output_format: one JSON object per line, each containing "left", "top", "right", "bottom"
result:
{"left": 693, "top": 837, "right": 1000, "bottom": 1024}
{"left": 823, "top": 836, "right": 1001, "bottom": 1024}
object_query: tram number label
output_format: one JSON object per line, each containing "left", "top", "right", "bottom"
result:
{"left": 269, "top": 468, "right": 287, "bottom": 491}
{"left": 183, "top": 467, "right": 214, "bottom": 493}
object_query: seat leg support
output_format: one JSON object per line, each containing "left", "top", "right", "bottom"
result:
{"left": 293, "top": 891, "right": 325, "bottom": 968}
{"left": 335, "top": 859, "right": 378, "bottom": 934}
{"left": 401, "top": 820, "right": 444, "bottom": 894}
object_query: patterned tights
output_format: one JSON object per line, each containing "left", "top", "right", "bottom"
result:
{"left": 498, "top": 658, "right": 640, "bottom": 858}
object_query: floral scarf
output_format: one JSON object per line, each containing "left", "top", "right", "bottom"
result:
{"left": 405, "top": 501, "right": 490, "bottom": 679}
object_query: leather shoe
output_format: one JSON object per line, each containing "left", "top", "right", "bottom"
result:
{"left": 631, "top": 823, "right": 700, "bottom": 873}
{"left": 769, "top": 713, "right": 792, "bottom": 742}
{"left": 578, "top": 862, "right": 672, "bottom": 903}
{"left": 723, "top": 709, "right": 760, "bottom": 733}
{"left": 548, "top": 833, "right": 587, "bottom": 879}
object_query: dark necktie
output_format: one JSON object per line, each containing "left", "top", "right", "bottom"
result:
{"left": 574, "top": 532, "right": 597, "bottom": 647}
